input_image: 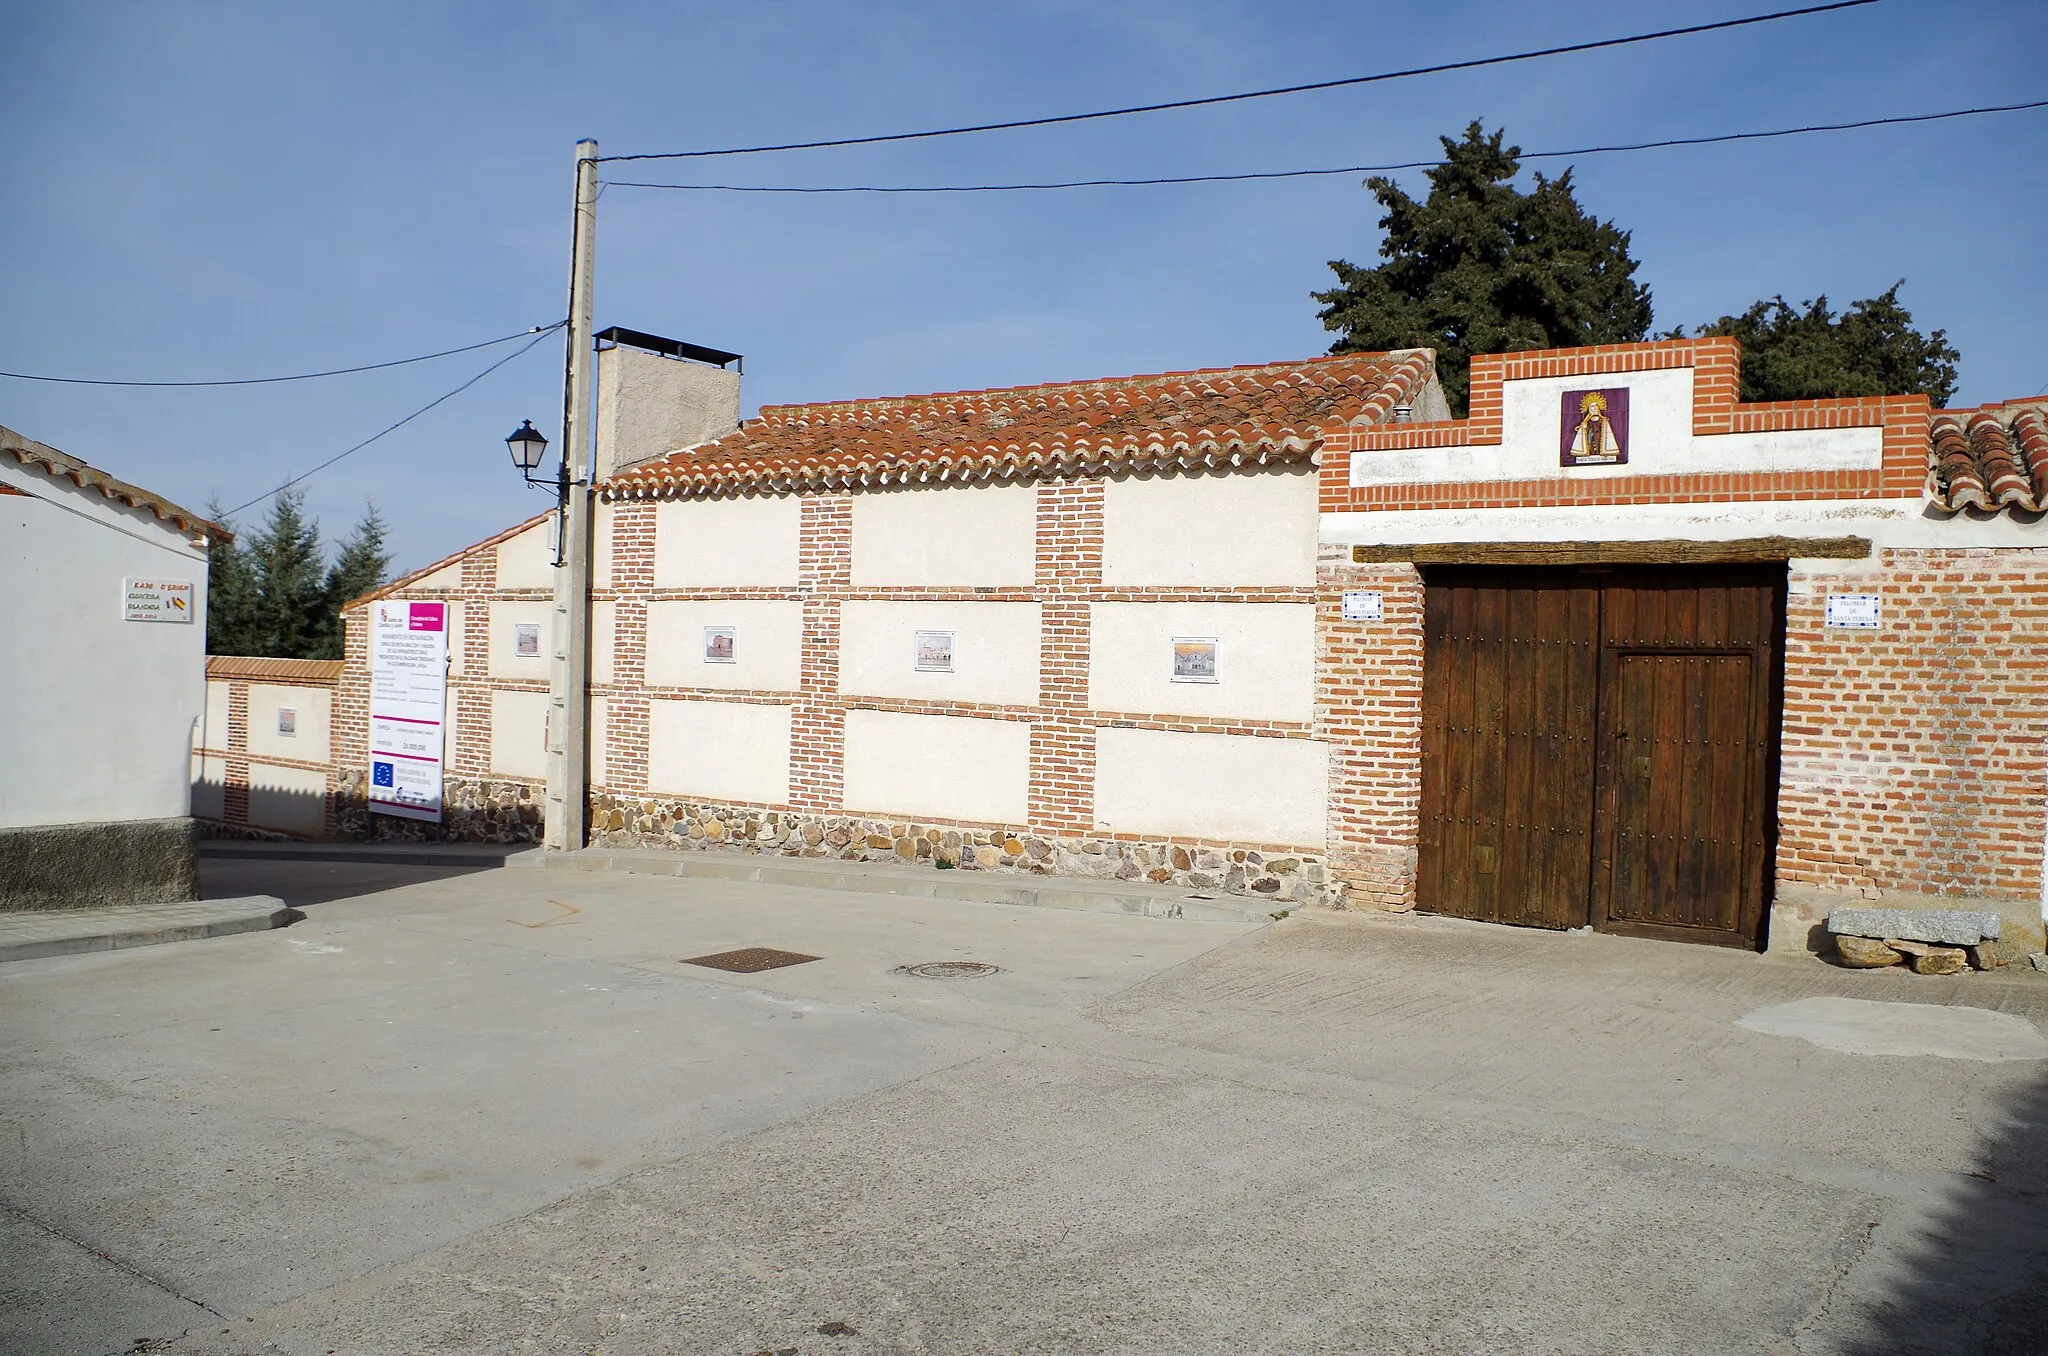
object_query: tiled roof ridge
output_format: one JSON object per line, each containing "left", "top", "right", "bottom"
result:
{"left": 206, "top": 655, "right": 346, "bottom": 684}
{"left": 1, "top": 423, "right": 228, "bottom": 541}
{"left": 1928, "top": 399, "right": 2048, "bottom": 514}
{"left": 751, "top": 351, "right": 1417, "bottom": 425}
{"left": 607, "top": 350, "right": 1433, "bottom": 501}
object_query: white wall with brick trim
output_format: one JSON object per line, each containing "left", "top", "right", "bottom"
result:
{"left": 1102, "top": 469, "right": 1318, "bottom": 586}
{"left": 1088, "top": 602, "right": 1315, "bottom": 723}
{"left": 1346, "top": 368, "right": 1883, "bottom": 487}
{"left": 246, "top": 682, "right": 332, "bottom": 763}
{"left": 851, "top": 483, "right": 1037, "bottom": 586}
{"left": 653, "top": 496, "right": 801, "bottom": 587}
{"left": 838, "top": 601, "right": 1042, "bottom": 706}
{"left": 592, "top": 599, "right": 616, "bottom": 684}
{"left": 1093, "top": 728, "right": 1328, "bottom": 846}
{"left": 444, "top": 601, "right": 467, "bottom": 677}
{"left": 494, "top": 522, "right": 556, "bottom": 590}
{"left": 842, "top": 709, "right": 1032, "bottom": 824}
{"left": 489, "top": 688, "right": 550, "bottom": 779}
{"left": 248, "top": 763, "right": 328, "bottom": 836}
{"left": 645, "top": 600, "right": 804, "bottom": 691}
{"left": 487, "top": 599, "right": 553, "bottom": 680}
{"left": 647, "top": 698, "right": 791, "bottom": 804}
{"left": 1321, "top": 498, "right": 2048, "bottom": 550}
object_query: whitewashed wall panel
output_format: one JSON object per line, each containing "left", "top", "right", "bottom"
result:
{"left": 851, "top": 483, "right": 1036, "bottom": 587}
{"left": 647, "top": 698, "right": 791, "bottom": 805}
{"left": 1102, "top": 470, "right": 1317, "bottom": 587}
{"left": 839, "top": 601, "right": 1040, "bottom": 705}
{"left": 842, "top": 710, "right": 1030, "bottom": 824}
{"left": 1093, "top": 728, "right": 1327, "bottom": 846}
{"left": 1088, "top": 602, "right": 1315, "bottom": 722}
{"left": 653, "top": 496, "right": 801, "bottom": 587}
{"left": 646, "top": 600, "right": 804, "bottom": 691}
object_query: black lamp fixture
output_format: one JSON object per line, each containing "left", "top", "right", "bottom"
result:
{"left": 504, "top": 419, "right": 551, "bottom": 482}
{"left": 504, "top": 419, "right": 569, "bottom": 566}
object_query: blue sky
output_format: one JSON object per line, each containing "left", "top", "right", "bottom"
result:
{"left": 4, "top": 0, "right": 2043, "bottom": 573}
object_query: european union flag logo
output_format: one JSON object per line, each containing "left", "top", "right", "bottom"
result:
{"left": 372, "top": 761, "right": 395, "bottom": 788}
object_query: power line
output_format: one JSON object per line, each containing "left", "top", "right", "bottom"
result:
{"left": 0, "top": 324, "right": 563, "bottom": 388}
{"left": 605, "top": 97, "right": 2048, "bottom": 194}
{"left": 598, "top": 0, "right": 1879, "bottom": 163}
{"left": 221, "top": 323, "right": 562, "bottom": 518}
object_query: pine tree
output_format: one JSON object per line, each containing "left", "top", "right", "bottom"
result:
{"left": 241, "top": 490, "right": 328, "bottom": 658}
{"left": 1314, "top": 122, "right": 1654, "bottom": 415}
{"left": 203, "top": 498, "right": 259, "bottom": 655}
{"left": 310, "top": 503, "right": 392, "bottom": 659}
{"left": 1681, "top": 283, "right": 1960, "bottom": 406}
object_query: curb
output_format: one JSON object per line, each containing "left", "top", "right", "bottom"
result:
{"left": 0, "top": 897, "right": 301, "bottom": 964}
{"left": 518, "top": 848, "right": 1282, "bottom": 924}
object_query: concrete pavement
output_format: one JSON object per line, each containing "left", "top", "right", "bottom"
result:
{"left": 3, "top": 862, "right": 2046, "bottom": 1355}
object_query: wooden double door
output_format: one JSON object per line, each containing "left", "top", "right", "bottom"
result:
{"left": 1417, "top": 565, "right": 1784, "bottom": 948}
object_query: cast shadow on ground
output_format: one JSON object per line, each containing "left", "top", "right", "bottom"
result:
{"left": 1831, "top": 1052, "right": 2048, "bottom": 1353}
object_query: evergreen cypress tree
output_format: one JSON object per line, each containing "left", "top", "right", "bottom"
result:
{"left": 1314, "top": 122, "right": 1654, "bottom": 415}
{"left": 203, "top": 498, "right": 259, "bottom": 655}
{"left": 240, "top": 490, "right": 327, "bottom": 658}
{"left": 311, "top": 503, "right": 392, "bottom": 659}
{"left": 1681, "top": 283, "right": 1960, "bottom": 406}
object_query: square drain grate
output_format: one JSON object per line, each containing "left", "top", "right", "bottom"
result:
{"left": 681, "top": 947, "right": 820, "bottom": 974}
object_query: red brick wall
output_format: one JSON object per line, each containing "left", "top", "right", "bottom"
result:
{"left": 1030, "top": 479, "right": 1102, "bottom": 835}
{"left": 1780, "top": 549, "right": 2048, "bottom": 903}
{"left": 1315, "top": 550, "right": 1425, "bottom": 908}
{"left": 1318, "top": 337, "right": 1931, "bottom": 514}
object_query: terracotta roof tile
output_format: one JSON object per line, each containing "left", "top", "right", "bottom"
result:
{"left": 206, "top": 655, "right": 345, "bottom": 684}
{"left": 603, "top": 351, "right": 1434, "bottom": 500}
{"left": 2, "top": 423, "right": 227, "bottom": 540}
{"left": 1928, "top": 400, "right": 2048, "bottom": 513}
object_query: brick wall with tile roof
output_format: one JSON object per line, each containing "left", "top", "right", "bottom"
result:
{"left": 1312, "top": 337, "right": 2048, "bottom": 924}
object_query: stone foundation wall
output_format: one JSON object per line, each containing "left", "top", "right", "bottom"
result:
{"left": 334, "top": 772, "right": 543, "bottom": 844}
{"left": 589, "top": 793, "right": 1336, "bottom": 905}
{"left": 0, "top": 817, "right": 200, "bottom": 912}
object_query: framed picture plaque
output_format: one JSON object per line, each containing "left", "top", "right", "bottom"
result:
{"left": 1171, "top": 636, "right": 1218, "bottom": 683}
{"left": 915, "top": 630, "right": 955, "bottom": 673}
{"left": 703, "top": 626, "right": 737, "bottom": 663}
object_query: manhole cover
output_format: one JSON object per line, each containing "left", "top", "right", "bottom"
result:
{"left": 682, "top": 947, "right": 820, "bottom": 973}
{"left": 898, "top": 961, "right": 1000, "bottom": 979}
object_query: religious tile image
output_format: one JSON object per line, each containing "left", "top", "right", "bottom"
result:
{"left": 1560, "top": 386, "right": 1630, "bottom": 466}
{"left": 703, "top": 625, "right": 737, "bottom": 663}
{"left": 1171, "top": 636, "right": 1218, "bottom": 683}
{"left": 915, "top": 629, "right": 955, "bottom": 672}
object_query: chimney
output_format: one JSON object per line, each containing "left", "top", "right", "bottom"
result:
{"left": 594, "top": 327, "right": 744, "bottom": 480}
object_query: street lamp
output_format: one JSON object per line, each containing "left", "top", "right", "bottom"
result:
{"left": 504, "top": 419, "right": 551, "bottom": 482}
{"left": 503, "top": 419, "right": 569, "bottom": 566}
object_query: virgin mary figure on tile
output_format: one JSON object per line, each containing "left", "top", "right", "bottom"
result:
{"left": 1562, "top": 389, "right": 1628, "bottom": 466}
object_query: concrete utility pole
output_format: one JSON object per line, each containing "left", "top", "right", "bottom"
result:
{"left": 545, "top": 138, "right": 598, "bottom": 852}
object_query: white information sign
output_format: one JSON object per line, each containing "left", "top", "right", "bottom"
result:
{"left": 1825, "top": 594, "right": 1882, "bottom": 630}
{"left": 369, "top": 599, "right": 449, "bottom": 822}
{"left": 1341, "top": 590, "right": 1385, "bottom": 622}
{"left": 123, "top": 578, "right": 194, "bottom": 623}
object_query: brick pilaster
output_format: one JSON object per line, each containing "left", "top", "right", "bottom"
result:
{"left": 222, "top": 680, "right": 251, "bottom": 824}
{"left": 1029, "top": 478, "right": 1102, "bottom": 834}
{"left": 605, "top": 500, "right": 656, "bottom": 793}
{"left": 790, "top": 495, "right": 851, "bottom": 811}
{"left": 1316, "top": 547, "right": 1425, "bottom": 909}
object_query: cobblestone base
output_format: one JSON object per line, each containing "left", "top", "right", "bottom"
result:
{"left": 588, "top": 793, "right": 1336, "bottom": 906}
{"left": 334, "top": 773, "right": 543, "bottom": 844}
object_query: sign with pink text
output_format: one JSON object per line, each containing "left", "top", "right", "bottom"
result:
{"left": 369, "top": 600, "right": 447, "bottom": 822}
